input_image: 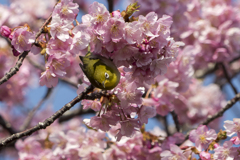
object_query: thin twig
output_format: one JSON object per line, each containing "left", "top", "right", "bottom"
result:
{"left": 0, "top": 85, "right": 94, "bottom": 148}
{"left": 19, "top": 88, "right": 53, "bottom": 131}
{"left": 58, "top": 91, "right": 110, "bottom": 122}
{"left": 171, "top": 111, "right": 180, "bottom": 132}
{"left": 59, "top": 108, "right": 95, "bottom": 123}
{"left": 26, "top": 57, "right": 78, "bottom": 88}
{"left": 0, "top": 115, "right": 16, "bottom": 135}
{"left": 0, "top": 10, "right": 53, "bottom": 86}
{"left": 107, "top": 0, "right": 114, "bottom": 13}
{"left": 220, "top": 63, "right": 238, "bottom": 94}
{"left": 183, "top": 92, "right": 240, "bottom": 143}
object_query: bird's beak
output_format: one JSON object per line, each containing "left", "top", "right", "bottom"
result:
{"left": 102, "top": 80, "right": 105, "bottom": 88}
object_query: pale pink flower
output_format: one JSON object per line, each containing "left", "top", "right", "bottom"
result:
{"left": 101, "top": 17, "right": 125, "bottom": 43}
{"left": 69, "top": 25, "right": 91, "bottom": 55}
{"left": 39, "top": 67, "right": 58, "bottom": 88}
{"left": 224, "top": 118, "right": 240, "bottom": 137}
{"left": 81, "top": 99, "right": 101, "bottom": 111}
{"left": 124, "top": 21, "right": 143, "bottom": 44}
{"left": 138, "top": 12, "right": 159, "bottom": 37}
{"left": 88, "top": 2, "right": 109, "bottom": 26}
{"left": 230, "top": 136, "right": 240, "bottom": 145}
{"left": 11, "top": 27, "right": 35, "bottom": 53}
{"left": 48, "top": 14, "right": 72, "bottom": 41}
{"left": 161, "top": 144, "right": 187, "bottom": 160}
{"left": 53, "top": 0, "right": 79, "bottom": 21}
{"left": 15, "top": 137, "right": 43, "bottom": 155}
{"left": 89, "top": 115, "right": 118, "bottom": 132}
{"left": 189, "top": 125, "right": 217, "bottom": 151}
{"left": 118, "top": 119, "right": 140, "bottom": 138}
{"left": 138, "top": 105, "right": 156, "bottom": 124}
{"left": 200, "top": 151, "right": 211, "bottom": 160}
{"left": 213, "top": 141, "right": 234, "bottom": 160}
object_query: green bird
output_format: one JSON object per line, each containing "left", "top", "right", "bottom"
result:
{"left": 79, "top": 48, "right": 121, "bottom": 90}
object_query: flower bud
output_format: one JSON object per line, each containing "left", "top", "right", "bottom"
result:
{"left": 0, "top": 25, "right": 11, "bottom": 38}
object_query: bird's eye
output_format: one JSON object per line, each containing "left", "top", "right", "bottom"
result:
{"left": 105, "top": 72, "right": 109, "bottom": 79}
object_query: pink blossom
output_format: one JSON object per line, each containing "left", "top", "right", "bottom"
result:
{"left": 39, "top": 67, "right": 58, "bottom": 88}
{"left": 224, "top": 118, "right": 240, "bottom": 137}
{"left": 15, "top": 137, "right": 43, "bottom": 155}
{"left": 88, "top": 2, "right": 109, "bottom": 26}
{"left": 161, "top": 144, "right": 187, "bottom": 160}
{"left": 48, "top": 14, "right": 72, "bottom": 42}
{"left": 46, "top": 54, "right": 70, "bottom": 77}
{"left": 69, "top": 25, "right": 91, "bottom": 55}
{"left": 117, "top": 81, "right": 144, "bottom": 107}
{"left": 89, "top": 115, "right": 118, "bottom": 132}
{"left": 46, "top": 38, "right": 72, "bottom": 55}
{"left": 138, "top": 12, "right": 159, "bottom": 37}
{"left": 53, "top": 0, "right": 79, "bottom": 21}
{"left": 230, "top": 136, "right": 240, "bottom": 145}
{"left": 11, "top": 27, "right": 35, "bottom": 53}
{"left": 200, "top": 151, "right": 211, "bottom": 160}
{"left": 213, "top": 141, "right": 234, "bottom": 160}
{"left": 101, "top": 17, "right": 125, "bottom": 43}
{"left": 81, "top": 99, "right": 101, "bottom": 111}
{"left": 117, "top": 119, "right": 140, "bottom": 139}
{"left": 189, "top": 125, "right": 217, "bottom": 151}
{"left": 138, "top": 105, "right": 156, "bottom": 124}
{"left": 124, "top": 21, "right": 143, "bottom": 44}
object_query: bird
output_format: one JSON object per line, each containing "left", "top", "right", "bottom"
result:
{"left": 79, "top": 47, "right": 120, "bottom": 90}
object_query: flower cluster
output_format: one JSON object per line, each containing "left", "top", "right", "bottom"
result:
{"left": 134, "top": 0, "right": 240, "bottom": 70}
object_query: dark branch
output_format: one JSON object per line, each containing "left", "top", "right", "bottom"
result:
{"left": 0, "top": 115, "right": 16, "bottom": 135}
{"left": 220, "top": 63, "right": 238, "bottom": 94}
{"left": 26, "top": 57, "right": 78, "bottom": 88}
{"left": 0, "top": 51, "right": 29, "bottom": 85}
{"left": 171, "top": 111, "right": 180, "bottom": 132}
{"left": 0, "top": 10, "right": 53, "bottom": 86}
{"left": 58, "top": 91, "right": 110, "bottom": 123}
{"left": 0, "top": 85, "right": 94, "bottom": 148}
{"left": 183, "top": 92, "right": 240, "bottom": 142}
{"left": 19, "top": 88, "right": 53, "bottom": 131}
{"left": 107, "top": 0, "right": 114, "bottom": 13}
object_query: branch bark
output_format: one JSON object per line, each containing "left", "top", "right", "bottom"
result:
{"left": 183, "top": 92, "right": 240, "bottom": 143}
{"left": 0, "top": 85, "right": 94, "bottom": 148}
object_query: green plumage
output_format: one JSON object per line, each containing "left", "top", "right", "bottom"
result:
{"left": 79, "top": 50, "right": 120, "bottom": 90}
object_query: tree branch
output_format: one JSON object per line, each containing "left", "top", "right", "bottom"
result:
{"left": 183, "top": 92, "right": 240, "bottom": 143}
{"left": 0, "top": 85, "right": 94, "bottom": 148}
{"left": 0, "top": 9, "right": 53, "bottom": 86}
{"left": 107, "top": 0, "right": 114, "bottom": 13}
{"left": 58, "top": 91, "right": 109, "bottom": 123}
{"left": 0, "top": 115, "right": 16, "bottom": 135}
{"left": 171, "top": 111, "right": 180, "bottom": 132}
{"left": 26, "top": 57, "right": 78, "bottom": 88}
{"left": 220, "top": 63, "right": 238, "bottom": 94}
{"left": 19, "top": 88, "right": 53, "bottom": 131}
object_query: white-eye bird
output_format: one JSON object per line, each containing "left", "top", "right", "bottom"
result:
{"left": 79, "top": 48, "right": 120, "bottom": 90}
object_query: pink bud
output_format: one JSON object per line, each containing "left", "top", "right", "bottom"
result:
{"left": 230, "top": 136, "right": 240, "bottom": 145}
{"left": 213, "top": 143, "right": 220, "bottom": 148}
{"left": 112, "top": 10, "right": 121, "bottom": 18}
{"left": 12, "top": 46, "right": 20, "bottom": 56}
{"left": 0, "top": 25, "right": 11, "bottom": 38}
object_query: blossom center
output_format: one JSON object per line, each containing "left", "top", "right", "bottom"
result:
{"left": 61, "top": 6, "right": 69, "bottom": 15}
{"left": 199, "top": 134, "right": 207, "bottom": 144}
{"left": 97, "top": 14, "right": 104, "bottom": 23}
{"left": 111, "top": 24, "right": 119, "bottom": 36}
{"left": 18, "top": 35, "right": 26, "bottom": 47}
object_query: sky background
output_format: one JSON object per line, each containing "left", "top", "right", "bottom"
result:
{"left": 0, "top": 1, "right": 240, "bottom": 159}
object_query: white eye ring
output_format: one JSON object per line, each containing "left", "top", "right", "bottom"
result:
{"left": 105, "top": 72, "right": 109, "bottom": 79}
